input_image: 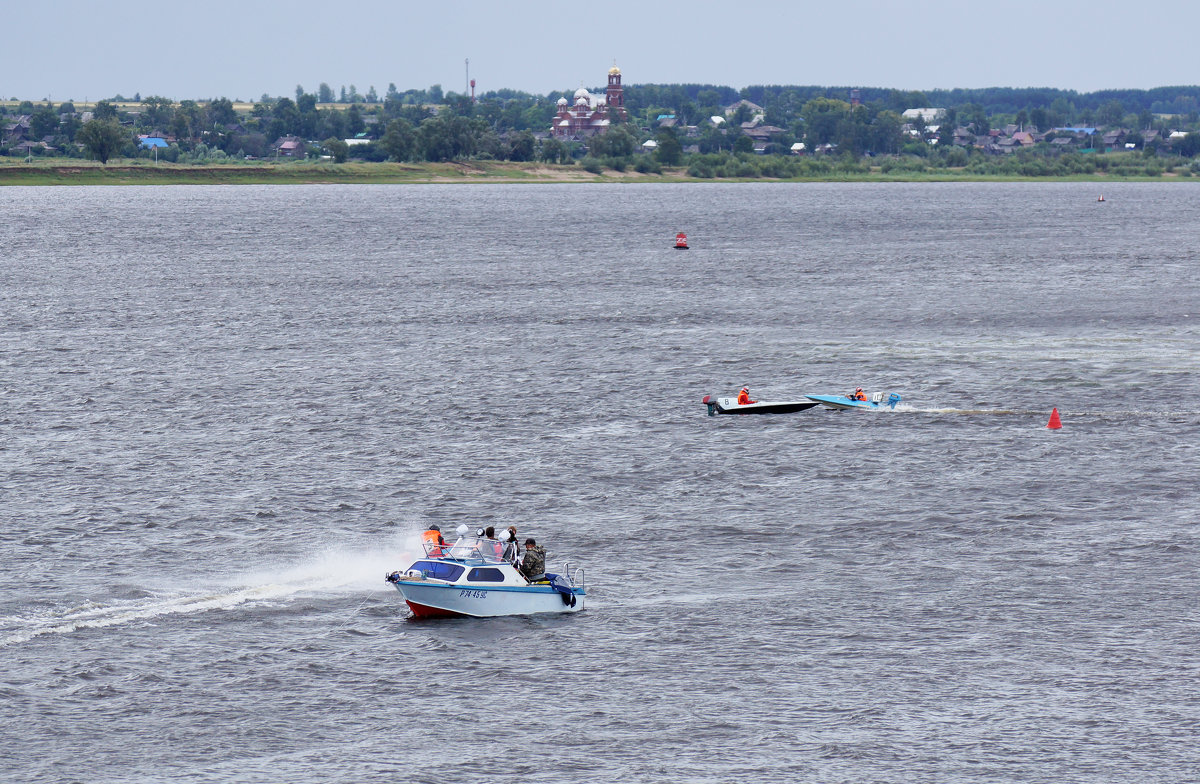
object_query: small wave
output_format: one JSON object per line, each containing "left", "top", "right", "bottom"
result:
{"left": 900, "top": 406, "right": 1037, "bottom": 415}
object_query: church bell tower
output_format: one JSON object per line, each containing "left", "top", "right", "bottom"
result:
{"left": 606, "top": 65, "right": 627, "bottom": 122}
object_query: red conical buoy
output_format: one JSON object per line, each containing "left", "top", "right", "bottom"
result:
{"left": 1047, "top": 408, "right": 1062, "bottom": 429}
{"left": 674, "top": 232, "right": 689, "bottom": 249}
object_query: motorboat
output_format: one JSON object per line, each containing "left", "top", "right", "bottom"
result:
{"left": 806, "top": 391, "right": 902, "bottom": 411}
{"left": 702, "top": 394, "right": 820, "bottom": 416}
{"left": 385, "top": 532, "right": 585, "bottom": 619}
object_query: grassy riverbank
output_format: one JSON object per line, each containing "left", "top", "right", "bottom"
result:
{"left": 0, "top": 158, "right": 1190, "bottom": 185}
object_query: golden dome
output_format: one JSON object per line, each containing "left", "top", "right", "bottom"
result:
{"left": 608, "top": 66, "right": 621, "bottom": 75}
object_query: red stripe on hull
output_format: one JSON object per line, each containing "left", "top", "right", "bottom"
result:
{"left": 405, "top": 600, "right": 468, "bottom": 620}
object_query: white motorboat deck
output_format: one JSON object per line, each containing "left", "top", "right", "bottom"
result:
{"left": 386, "top": 536, "right": 586, "bottom": 619}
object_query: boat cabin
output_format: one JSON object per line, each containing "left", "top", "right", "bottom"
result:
{"left": 403, "top": 536, "right": 527, "bottom": 586}
{"left": 403, "top": 559, "right": 527, "bottom": 586}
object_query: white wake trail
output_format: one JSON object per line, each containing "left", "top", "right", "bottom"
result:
{"left": 1, "top": 535, "right": 421, "bottom": 647}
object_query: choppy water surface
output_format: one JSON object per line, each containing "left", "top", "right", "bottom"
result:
{"left": 1, "top": 182, "right": 1198, "bottom": 783}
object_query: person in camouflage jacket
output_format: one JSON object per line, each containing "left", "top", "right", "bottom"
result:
{"left": 520, "top": 538, "right": 546, "bottom": 581}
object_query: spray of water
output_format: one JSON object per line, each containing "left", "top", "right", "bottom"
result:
{"left": 0, "top": 530, "right": 422, "bottom": 646}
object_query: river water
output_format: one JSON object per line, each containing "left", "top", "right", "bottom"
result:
{"left": 1, "top": 182, "right": 1198, "bottom": 783}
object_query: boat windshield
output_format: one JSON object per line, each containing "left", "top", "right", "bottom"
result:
{"left": 424, "top": 537, "right": 507, "bottom": 564}
{"left": 408, "top": 560, "right": 465, "bottom": 581}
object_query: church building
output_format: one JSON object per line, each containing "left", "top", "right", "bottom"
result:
{"left": 551, "top": 65, "right": 628, "bottom": 139}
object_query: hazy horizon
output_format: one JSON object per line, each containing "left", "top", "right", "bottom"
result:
{"left": 6, "top": 0, "right": 1199, "bottom": 102}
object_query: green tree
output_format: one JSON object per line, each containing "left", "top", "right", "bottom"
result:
{"left": 1030, "top": 107, "right": 1048, "bottom": 131}
{"left": 77, "top": 119, "right": 129, "bottom": 163}
{"left": 30, "top": 105, "right": 60, "bottom": 138}
{"left": 141, "top": 96, "right": 174, "bottom": 130}
{"left": 539, "top": 136, "right": 569, "bottom": 164}
{"left": 871, "top": 110, "right": 904, "bottom": 154}
{"left": 1175, "top": 132, "right": 1200, "bottom": 158}
{"left": 271, "top": 97, "right": 300, "bottom": 139}
{"left": 346, "top": 104, "right": 365, "bottom": 137}
{"left": 654, "top": 127, "right": 683, "bottom": 165}
{"left": 589, "top": 125, "right": 637, "bottom": 157}
{"left": 416, "top": 116, "right": 459, "bottom": 161}
{"left": 93, "top": 100, "right": 118, "bottom": 121}
{"left": 938, "top": 107, "right": 959, "bottom": 146}
{"left": 322, "top": 110, "right": 345, "bottom": 140}
{"left": 323, "top": 137, "right": 349, "bottom": 162}
{"left": 1048, "top": 97, "right": 1074, "bottom": 127}
{"left": 731, "top": 102, "right": 754, "bottom": 125}
{"left": 296, "top": 94, "right": 320, "bottom": 138}
{"left": 507, "top": 130, "right": 535, "bottom": 161}
{"left": 801, "top": 97, "right": 850, "bottom": 145}
{"left": 380, "top": 118, "right": 415, "bottom": 161}
{"left": 318, "top": 83, "right": 334, "bottom": 103}
{"left": 207, "top": 98, "right": 236, "bottom": 127}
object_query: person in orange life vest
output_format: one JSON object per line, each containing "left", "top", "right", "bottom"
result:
{"left": 422, "top": 524, "right": 445, "bottom": 556}
{"left": 737, "top": 387, "right": 756, "bottom": 405}
{"left": 850, "top": 387, "right": 867, "bottom": 401}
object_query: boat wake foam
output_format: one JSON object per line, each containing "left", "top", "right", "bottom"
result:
{"left": 0, "top": 536, "right": 419, "bottom": 647}
{"left": 898, "top": 406, "right": 1199, "bottom": 417}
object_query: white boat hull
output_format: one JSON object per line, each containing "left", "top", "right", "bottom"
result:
{"left": 702, "top": 395, "right": 819, "bottom": 415}
{"left": 391, "top": 580, "right": 584, "bottom": 618}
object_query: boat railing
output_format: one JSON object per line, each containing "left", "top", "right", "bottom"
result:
{"left": 562, "top": 561, "right": 585, "bottom": 592}
{"left": 423, "top": 538, "right": 509, "bottom": 565}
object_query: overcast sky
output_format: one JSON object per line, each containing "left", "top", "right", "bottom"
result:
{"left": 9, "top": 0, "right": 1200, "bottom": 102}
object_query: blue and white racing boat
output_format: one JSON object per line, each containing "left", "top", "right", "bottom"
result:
{"left": 386, "top": 533, "right": 585, "bottom": 619}
{"left": 806, "top": 391, "right": 903, "bottom": 411}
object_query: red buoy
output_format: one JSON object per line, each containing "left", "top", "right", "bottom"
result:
{"left": 674, "top": 232, "right": 689, "bottom": 249}
{"left": 1047, "top": 408, "right": 1062, "bottom": 429}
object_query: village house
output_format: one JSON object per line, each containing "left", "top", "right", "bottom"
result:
{"left": 5, "top": 115, "right": 32, "bottom": 144}
{"left": 902, "top": 107, "right": 944, "bottom": 124}
{"left": 742, "top": 123, "right": 786, "bottom": 143}
{"left": 1103, "top": 128, "right": 1128, "bottom": 150}
{"left": 724, "top": 99, "right": 765, "bottom": 122}
{"left": 272, "top": 135, "right": 305, "bottom": 157}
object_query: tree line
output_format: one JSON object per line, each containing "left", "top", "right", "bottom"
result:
{"left": 6, "top": 81, "right": 1200, "bottom": 170}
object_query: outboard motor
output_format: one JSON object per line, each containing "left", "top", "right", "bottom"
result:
{"left": 702, "top": 394, "right": 717, "bottom": 416}
{"left": 887, "top": 393, "right": 902, "bottom": 409}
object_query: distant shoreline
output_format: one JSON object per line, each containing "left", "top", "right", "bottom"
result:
{"left": 0, "top": 159, "right": 1191, "bottom": 185}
